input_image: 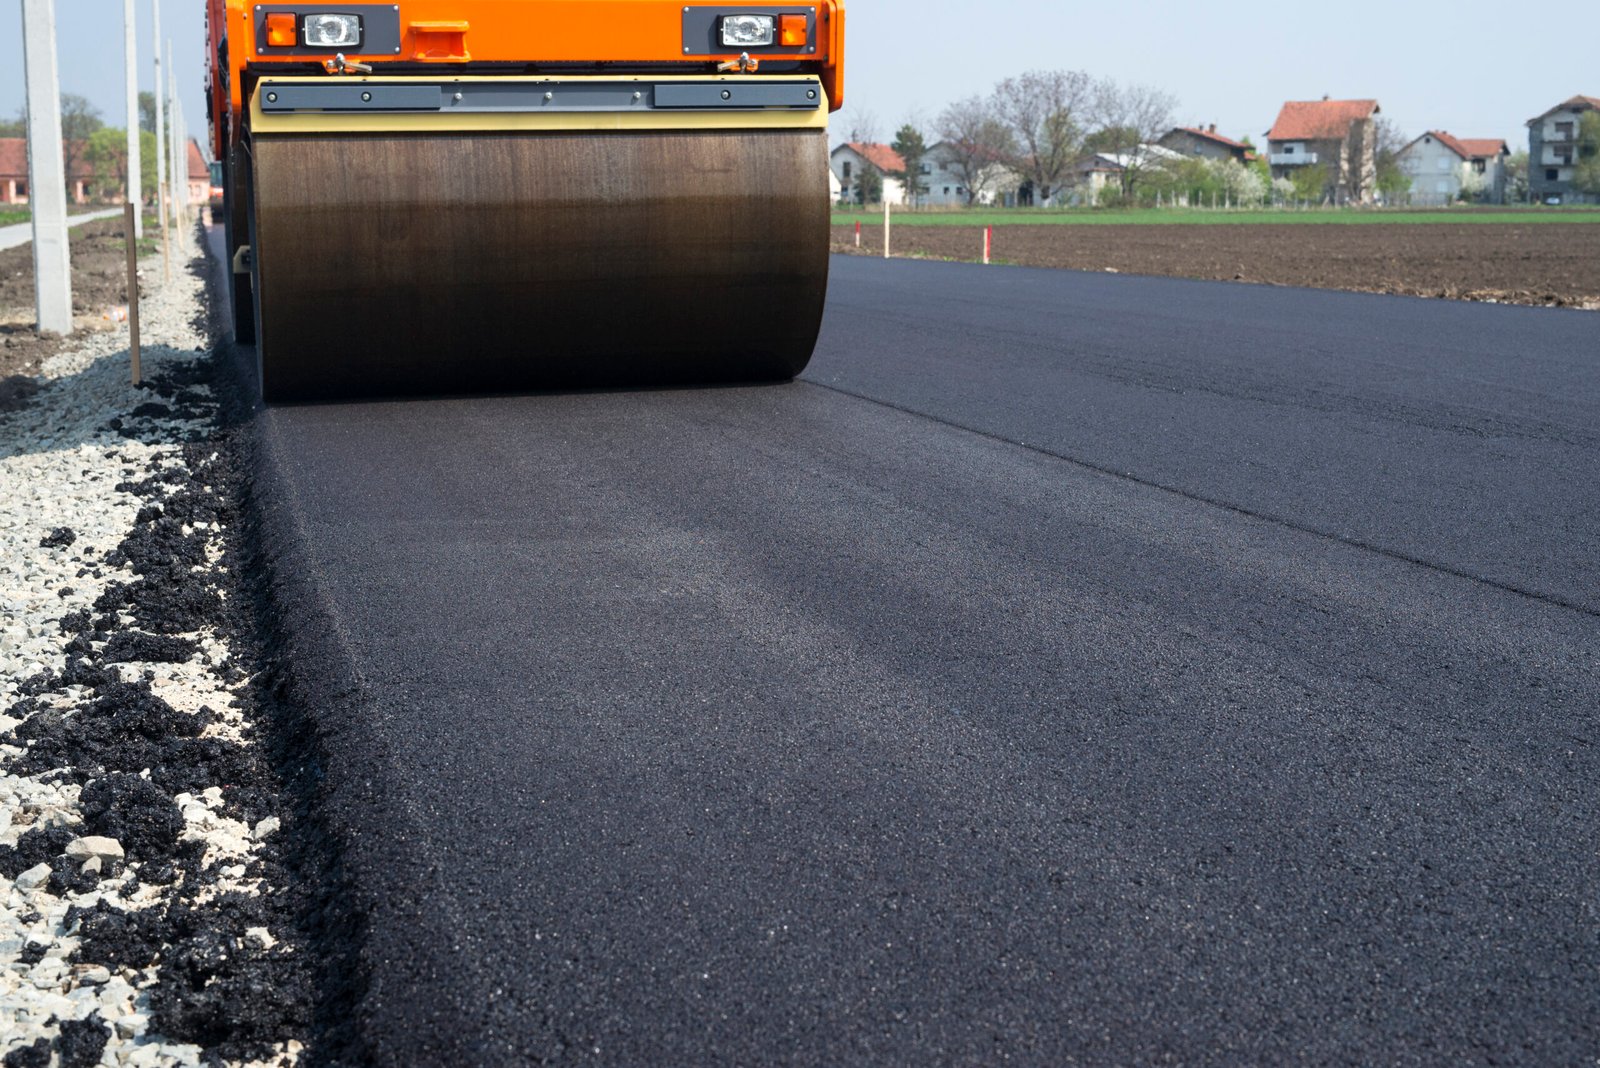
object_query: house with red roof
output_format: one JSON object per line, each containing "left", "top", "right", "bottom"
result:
{"left": 0, "top": 136, "right": 208, "bottom": 206}
{"left": 1527, "top": 95, "right": 1599, "bottom": 204}
{"left": 1158, "top": 125, "right": 1257, "bottom": 166}
{"left": 830, "top": 141, "right": 907, "bottom": 205}
{"left": 1265, "top": 97, "right": 1381, "bottom": 204}
{"left": 1395, "top": 132, "right": 1510, "bottom": 205}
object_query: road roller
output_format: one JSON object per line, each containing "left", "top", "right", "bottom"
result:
{"left": 205, "top": 0, "right": 844, "bottom": 401}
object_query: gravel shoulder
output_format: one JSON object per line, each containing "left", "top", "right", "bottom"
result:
{"left": 831, "top": 221, "right": 1600, "bottom": 309}
{"left": 0, "top": 237, "right": 312, "bottom": 1066}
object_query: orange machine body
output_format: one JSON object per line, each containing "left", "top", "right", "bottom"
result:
{"left": 207, "top": 0, "right": 844, "bottom": 159}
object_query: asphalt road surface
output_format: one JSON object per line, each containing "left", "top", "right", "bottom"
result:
{"left": 239, "top": 251, "right": 1599, "bottom": 1065}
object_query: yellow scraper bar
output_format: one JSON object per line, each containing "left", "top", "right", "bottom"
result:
{"left": 249, "top": 75, "right": 831, "bottom": 134}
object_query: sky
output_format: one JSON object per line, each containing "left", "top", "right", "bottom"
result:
{"left": 2, "top": 0, "right": 208, "bottom": 147}
{"left": 1, "top": 0, "right": 1587, "bottom": 156}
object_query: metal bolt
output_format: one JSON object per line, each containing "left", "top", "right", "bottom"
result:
{"left": 266, "top": 92, "right": 277, "bottom": 103}
{"left": 544, "top": 91, "right": 554, "bottom": 101}
{"left": 453, "top": 92, "right": 463, "bottom": 101}
{"left": 361, "top": 91, "right": 372, "bottom": 102}
{"left": 807, "top": 90, "right": 816, "bottom": 99}
{"left": 633, "top": 91, "right": 642, "bottom": 101}
{"left": 721, "top": 90, "right": 731, "bottom": 100}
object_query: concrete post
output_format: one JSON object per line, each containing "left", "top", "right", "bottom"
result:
{"left": 124, "top": 0, "right": 142, "bottom": 237}
{"left": 20, "top": 0, "right": 72, "bottom": 335}
{"left": 153, "top": 0, "right": 167, "bottom": 240}
{"left": 167, "top": 41, "right": 179, "bottom": 229}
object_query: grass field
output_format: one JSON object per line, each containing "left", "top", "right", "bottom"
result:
{"left": 831, "top": 206, "right": 1600, "bottom": 227}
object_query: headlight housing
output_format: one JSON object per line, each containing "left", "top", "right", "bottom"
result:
{"left": 302, "top": 13, "right": 362, "bottom": 48}
{"left": 720, "top": 15, "right": 775, "bottom": 47}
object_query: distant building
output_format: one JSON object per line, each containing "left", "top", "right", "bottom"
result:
{"left": 830, "top": 142, "right": 906, "bottom": 205}
{"left": 1396, "top": 132, "right": 1510, "bottom": 205}
{"left": 919, "top": 141, "right": 1022, "bottom": 207}
{"left": 1527, "top": 95, "right": 1599, "bottom": 205}
{"left": 1063, "top": 145, "right": 1185, "bottom": 205}
{"left": 1265, "top": 97, "right": 1381, "bottom": 204}
{"left": 1158, "top": 125, "right": 1257, "bottom": 165}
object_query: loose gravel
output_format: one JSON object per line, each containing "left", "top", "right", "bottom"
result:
{"left": 1, "top": 244, "right": 309, "bottom": 1066}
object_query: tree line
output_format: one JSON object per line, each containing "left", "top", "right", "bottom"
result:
{"left": 1, "top": 93, "right": 166, "bottom": 200}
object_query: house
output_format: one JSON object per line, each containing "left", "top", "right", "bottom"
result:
{"left": 0, "top": 139, "right": 27, "bottom": 203}
{"left": 1265, "top": 97, "right": 1381, "bottom": 204}
{"left": 1527, "top": 95, "right": 1599, "bottom": 205}
{"left": 918, "top": 141, "right": 1022, "bottom": 207}
{"left": 830, "top": 142, "right": 906, "bottom": 205}
{"left": 1395, "top": 132, "right": 1510, "bottom": 205}
{"left": 1061, "top": 144, "right": 1184, "bottom": 205}
{"left": 1158, "top": 125, "right": 1256, "bottom": 165}
{"left": 184, "top": 139, "right": 211, "bottom": 204}
{"left": 0, "top": 135, "right": 210, "bottom": 205}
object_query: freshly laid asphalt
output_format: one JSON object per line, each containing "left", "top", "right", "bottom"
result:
{"left": 237, "top": 249, "right": 1599, "bottom": 1065}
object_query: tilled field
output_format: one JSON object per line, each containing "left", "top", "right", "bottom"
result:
{"left": 831, "top": 222, "right": 1600, "bottom": 309}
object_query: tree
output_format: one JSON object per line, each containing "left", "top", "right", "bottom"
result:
{"left": 1573, "top": 111, "right": 1600, "bottom": 197}
{"left": 1086, "top": 78, "right": 1177, "bottom": 196}
{"left": 139, "top": 91, "right": 159, "bottom": 136}
{"left": 1290, "top": 162, "right": 1329, "bottom": 203}
{"left": 855, "top": 164, "right": 883, "bottom": 206}
{"left": 1373, "top": 117, "right": 1411, "bottom": 203}
{"left": 842, "top": 106, "right": 880, "bottom": 146}
{"left": 991, "top": 69, "right": 1091, "bottom": 206}
{"left": 57, "top": 94, "right": 104, "bottom": 193}
{"left": 85, "top": 127, "right": 128, "bottom": 199}
{"left": 0, "top": 109, "right": 23, "bottom": 137}
{"left": 1504, "top": 150, "right": 1529, "bottom": 203}
{"left": 934, "top": 96, "right": 1018, "bottom": 206}
{"left": 890, "top": 123, "right": 928, "bottom": 206}
{"left": 1215, "top": 158, "right": 1266, "bottom": 207}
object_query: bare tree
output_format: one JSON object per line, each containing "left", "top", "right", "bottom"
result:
{"left": 934, "top": 96, "right": 1018, "bottom": 205}
{"left": 1372, "top": 116, "right": 1411, "bottom": 202}
{"left": 1086, "top": 78, "right": 1177, "bottom": 196}
{"left": 843, "top": 106, "right": 882, "bottom": 146}
{"left": 991, "top": 69, "right": 1092, "bottom": 206}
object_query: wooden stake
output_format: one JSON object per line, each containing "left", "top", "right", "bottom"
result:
{"left": 883, "top": 198, "right": 890, "bottom": 259}
{"left": 124, "top": 201, "right": 141, "bottom": 385}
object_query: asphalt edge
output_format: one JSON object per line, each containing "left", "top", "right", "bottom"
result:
{"left": 206, "top": 230, "right": 493, "bottom": 1066}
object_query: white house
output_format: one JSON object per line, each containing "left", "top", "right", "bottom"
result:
{"left": 1396, "top": 131, "right": 1510, "bottom": 205}
{"left": 829, "top": 142, "right": 906, "bottom": 205}
{"left": 918, "top": 141, "right": 1022, "bottom": 207}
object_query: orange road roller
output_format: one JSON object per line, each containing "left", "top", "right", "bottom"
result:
{"left": 205, "top": 0, "right": 844, "bottom": 401}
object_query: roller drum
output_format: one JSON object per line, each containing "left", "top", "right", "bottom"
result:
{"left": 250, "top": 128, "right": 829, "bottom": 401}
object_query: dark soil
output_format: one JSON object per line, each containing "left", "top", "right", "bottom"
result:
{"left": 0, "top": 217, "right": 142, "bottom": 379}
{"left": 832, "top": 222, "right": 1600, "bottom": 309}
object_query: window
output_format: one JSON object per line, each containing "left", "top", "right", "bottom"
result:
{"left": 1283, "top": 144, "right": 1297, "bottom": 155}
{"left": 1438, "top": 157, "right": 1451, "bottom": 171}
{"left": 1555, "top": 121, "right": 1574, "bottom": 139}
{"left": 1472, "top": 160, "right": 1486, "bottom": 174}
{"left": 1436, "top": 180, "right": 1450, "bottom": 194}
{"left": 15, "top": 181, "right": 26, "bottom": 197}
{"left": 1546, "top": 168, "right": 1559, "bottom": 181}
{"left": 920, "top": 163, "right": 931, "bottom": 174}
{"left": 842, "top": 161, "right": 852, "bottom": 179}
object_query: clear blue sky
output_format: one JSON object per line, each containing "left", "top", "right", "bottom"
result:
{"left": 1, "top": 0, "right": 208, "bottom": 145}
{"left": 1, "top": 0, "right": 1586, "bottom": 154}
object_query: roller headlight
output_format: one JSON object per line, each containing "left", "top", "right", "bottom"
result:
{"left": 720, "top": 15, "right": 775, "bottom": 47}
{"left": 302, "top": 13, "right": 362, "bottom": 48}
